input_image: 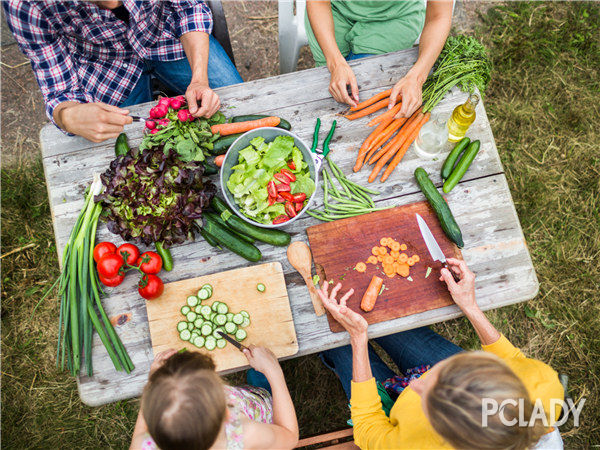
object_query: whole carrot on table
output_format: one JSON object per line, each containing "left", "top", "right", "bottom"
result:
{"left": 210, "top": 116, "right": 280, "bottom": 136}
{"left": 349, "top": 88, "right": 392, "bottom": 112}
{"left": 361, "top": 275, "right": 384, "bottom": 312}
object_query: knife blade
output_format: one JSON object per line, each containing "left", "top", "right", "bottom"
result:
{"left": 215, "top": 330, "right": 247, "bottom": 352}
{"left": 415, "top": 213, "right": 460, "bottom": 282}
{"left": 129, "top": 115, "right": 145, "bottom": 122}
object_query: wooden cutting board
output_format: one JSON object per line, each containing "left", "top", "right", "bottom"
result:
{"left": 306, "top": 201, "right": 462, "bottom": 332}
{"left": 145, "top": 262, "right": 298, "bottom": 371}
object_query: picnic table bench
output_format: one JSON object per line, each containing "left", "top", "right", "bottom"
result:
{"left": 40, "top": 47, "right": 538, "bottom": 406}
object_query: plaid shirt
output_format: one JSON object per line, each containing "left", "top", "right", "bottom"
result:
{"left": 3, "top": 0, "right": 213, "bottom": 125}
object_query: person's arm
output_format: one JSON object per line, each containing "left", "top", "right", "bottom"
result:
{"left": 2, "top": 1, "right": 132, "bottom": 140}
{"left": 389, "top": 0, "right": 453, "bottom": 117}
{"left": 242, "top": 346, "right": 299, "bottom": 449}
{"left": 306, "top": 0, "right": 359, "bottom": 107}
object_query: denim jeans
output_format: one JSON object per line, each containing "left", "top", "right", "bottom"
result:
{"left": 321, "top": 327, "right": 463, "bottom": 400}
{"left": 120, "top": 34, "right": 243, "bottom": 107}
{"left": 346, "top": 52, "right": 375, "bottom": 61}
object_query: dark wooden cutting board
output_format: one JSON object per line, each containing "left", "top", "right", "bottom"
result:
{"left": 306, "top": 201, "right": 462, "bottom": 332}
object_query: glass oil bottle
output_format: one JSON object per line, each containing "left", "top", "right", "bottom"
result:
{"left": 447, "top": 93, "right": 479, "bottom": 142}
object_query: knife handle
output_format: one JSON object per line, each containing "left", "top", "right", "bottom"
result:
{"left": 443, "top": 262, "right": 461, "bottom": 283}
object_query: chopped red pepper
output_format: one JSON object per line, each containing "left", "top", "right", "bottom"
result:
{"left": 272, "top": 215, "right": 289, "bottom": 224}
{"left": 280, "top": 168, "right": 296, "bottom": 182}
{"left": 285, "top": 202, "right": 297, "bottom": 218}
{"left": 291, "top": 193, "right": 306, "bottom": 203}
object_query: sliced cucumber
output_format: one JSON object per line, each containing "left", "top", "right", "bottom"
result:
{"left": 187, "top": 322, "right": 195, "bottom": 331}
{"left": 235, "top": 329, "right": 247, "bottom": 341}
{"left": 210, "top": 312, "right": 217, "bottom": 322}
{"left": 201, "top": 284, "right": 213, "bottom": 295}
{"left": 193, "top": 336, "right": 205, "bottom": 348}
{"left": 181, "top": 305, "right": 191, "bottom": 315}
{"left": 232, "top": 313, "right": 244, "bottom": 325}
{"left": 204, "top": 336, "right": 217, "bottom": 351}
{"left": 211, "top": 301, "right": 221, "bottom": 312}
{"left": 226, "top": 313, "right": 234, "bottom": 322}
{"left": 213, "top": 327, "right": 225, "bottom": 339}
{"left": 240, "top": 310, "right": 250, "bottom": 319}
{"left": 187, "top": 295, "right": 199, "bottom": 307}
{"left": 215, "top": 314, "right": 227, "bottom": 326}
{"left": 217, "top": 303, "right": 228, "bottom": 315}
{"left": 197, "top": 288, "right": 211, "bottom": 300}
{"left": 177, "top": 321, "right": 188, "bottom": 332}
{"left": 186, "top": 311, "right": 197, "bottom": 322}
{"left": 180, "top": 329, "right": 192, "bottom": 341}
{"left": 216, "top": 339, "right": 226, "bottom": 349}
{"left": 194, "top": 318, "right": 204, "bottom": 328}
{"left": 224, "top": 322, "right": 237, "bottom": 334}
{"left": 201, "top": 323, "right": 213, "bottom": 336}
{"left": 200, "top": 305, "right": 212, "bottom": 318}
{"left": 241, "top": 317, "right": 250, "bottom": 328}
{"left": 257, "top": 283, "right": 266, "bottom": 292}
{"left": 194, "top": 305, "right": 203, "bottom": 314}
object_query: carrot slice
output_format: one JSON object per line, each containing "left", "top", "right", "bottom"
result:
{"left": 398, "top": 253, "right": 408, "bottom": 263}
{"left": 412, "top": 255, "right": 420, "bottom": 262}
{"left": 390, "top": 250, "right": 400, "bottom": 259}
{"left": 379, "top": 238, "right": 388, "bottom": 246}
{"left": 355, "top": 262, "right": 367, "bottom": 273}
{"left": 367, "top": 256, "right": 378, "bottom": 264}
{"left": 391, "top": 242, "right": 401, "bottom": 252}
{"left": 379, "top": 246, "right": 388, "bottom": 255}
{"left": 361, "top": 275, "right": 384, "bottom": 312}
{"left": 350, "top": 88, "right": 392, "bottom": 112}
{"left": 368, "top": 102, "right": 402, "bottom": 127}
{"left": 383, "top": 255, "right": 394, "bottom": 265}
{"left": 407, "top": 257, "right": 416, "bottom": 267}
{"left": 400, "top": 244, "right": 407, "bottom": 251}
{"left": 372, "top": 246, "right": 380, "bottom": 256}
{"left": 386, "top": 273, "right": 396, "bottom": 278}
{"left": 377, "top": 256, "right": 384, "bottom": 262}
{"left": 383, "top": 264, "right": 395, "bottom": 275}
{"left": 396, "top": 264, "right": 410, "bottom": 277}
{"left": 344, "top": 99, "right": 388, "bottom": 120}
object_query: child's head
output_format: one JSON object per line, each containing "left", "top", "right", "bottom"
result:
{"left": 142, "top": 351, "right": 227, "bottom": 450}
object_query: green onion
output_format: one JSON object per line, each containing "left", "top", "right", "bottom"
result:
{"left": 49, "top": 174, "right": 134, "bottom": 377}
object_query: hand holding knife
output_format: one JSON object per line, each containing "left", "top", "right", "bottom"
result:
{"left": 215, "top": 330, "right": 248, "bottom": 352}
{"left": 416, "top": 213, "right": 461, "bottom": 283}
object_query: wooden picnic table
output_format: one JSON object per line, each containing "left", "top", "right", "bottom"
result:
{"left": 40, "top": 48, "right": 538, "bottom": 406}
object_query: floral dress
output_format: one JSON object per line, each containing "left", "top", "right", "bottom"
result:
{"left": 141, "top": 385, "right": 273, "bottom": 450}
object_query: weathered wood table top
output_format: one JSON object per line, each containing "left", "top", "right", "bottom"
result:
{"left": 40, "top": 48, "right": 538, "bottom": 406}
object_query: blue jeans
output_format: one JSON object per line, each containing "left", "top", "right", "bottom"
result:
{"left": 321, "top": 327, "right": 462, "bottom": 400}
{"left": 346, "top": 52, "right": 375, "bottom": 61}
{"left": 120, "top": 35, "right": 243, "bottom": 107}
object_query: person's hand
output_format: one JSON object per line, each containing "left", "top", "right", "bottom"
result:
{"left": 185, "top": 81, "right": 220, "bottom": 118}
{"left": 388, "top": 70, "right": 425, "bottom": 118}
{"left": 243, "top": 345, "right": 282, "bottom": 378}
{"left": 55, "top": 102, "right": 133, "bottom": 142}
{"left": 149, "top": 349, "right": 177, "bottom": 377}
{"left": 328, "top": 59, "right": 359, "bottom": 107}
{"left": 439, "top": 258, "right": 477, "bottom": 311}
{"left": 317, "top": 282, "right": 367, "bottom": 341}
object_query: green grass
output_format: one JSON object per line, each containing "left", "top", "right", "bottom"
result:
{"left": 2, "top": 2, "right": 599, "bottom": 447}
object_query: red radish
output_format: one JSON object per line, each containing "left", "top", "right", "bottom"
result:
{"left": 285, "top": 202, "right": 297, "bottom": 218}
{"left": 279, "top": 192, "right": 293, "bottom": 202}
{"left": 154, "top": 104, "right": 168, "bottom": 118}
{"left": 214, "top": 154, "right": 225, "bottom": 167}
{"left": 273, "top": 173, "right": 289, "bottom": 184}
{"left": 276, "top": 183, "right": 291, "bottom": 192}
{"left": 177, "top": 109, "right": 189, "bottom": 122}
{"left": 281, "top": 169, "right": 296, "bottom": 182}
{"left": 150, "top": 129, "right": 158, "bottom": 134}
{"left": 158, "top": 97, "right": 170, "bottom": 106}
{"left": 272, "top": 215, "right": 289, "bottom": 224}
{"left": 157, "top": 119, "right": 170, "bottom": 127}
{"left": 267, "top": 181, "right": 278, "bottom": 198}
{"left": 295, "top": 202, "right": 304, "bottom": 212}
{"left": 145, "top": 119, "right": 156, "bottom": 130}
{"left": 287, "top": 160, "right": 296, "bottom": 170}
{"left": 169, "top": 97, "right": 183, "bottom": 110}
{"left": 149, "top": 107, "right": 159, "bottom": 119}
{"left": 291, "top": 193, "right": 306, "bottom": 203}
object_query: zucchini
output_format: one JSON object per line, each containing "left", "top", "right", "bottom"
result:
{"left": 211, "top": 133, "right": 244, "bottom": 155}
{"left": 114, "top": 132, "right": 130, "bottom": 157}
{"left": 441, "top": 137, "right": 470, "bottom": 181}
{"left": 443, "top": 140, "right": 481, "bottom": 193}
{"left": 200, "top": 229, "right": 220, "bottom": 247}
{"left": 210, "top": 197, "right": 291, "bottom": 247}
{"left": 155, "top": 242, "right": 173, "bottom": 271}
{"left": 202, "top": 213, "right": 262, "bottom": 262}
{"left": 203, "top": 159, "right": 218, "bottom": 176}
{"left": 231, "top": 114, "right": 292, "bottom": 131}
{"left": 414, "top": 167, "right": 464, "bottom": 248}
{"left": 208, "top": 212, "right": 255, "bottom": 244}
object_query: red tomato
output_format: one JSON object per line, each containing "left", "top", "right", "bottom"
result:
{"left": 99, "top": 272, "right": 125, "bottom": 287}
{"left": 272, "top": 215, "right": 289, "bottom": 225}
{"left": 279, "top": 192, "right": 293, "bottom": 202}
{"left": 295, "top": 202, "right": 304, "bottom": 212}
{"left": 276, "top": 183, "right": 291, "bottom": 192}
{"left": 287, "top": 160, "right": 296, "bottom": 170}
{"left": 273, "top": 173, "right": 289, "bottom": 184}
{"left": 285, "top": 202, "right": 297, "bottom": 218}
{"left": 268, "top": 195, "right": 276, "bottom": 206}
{"left": 138, "top": 274, "right": 164, "bottom": 300}
{"left": 267, "top": 181, "right": 278, "bottom": 198}
{"left": 280, "top": 168, "right": 296, "bottom": 182}
{"left": 138, "top": 251, "right": 162, "bottom": 274}
{"left": 97, "top": 253, "right": 124, "bottom": 278}
{"left": 276, "top": 195, "right": 285, "bottom": 203}
{"left": 93, "top": 242, "right": 117, "bottom": 263}
{"left": 116, "top": 243, "right": 140, "bottom": 265}
{"left": 291, "top": 193, "right": 307, "bottom": 203}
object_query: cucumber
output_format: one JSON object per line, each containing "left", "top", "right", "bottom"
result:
{"left": 224, "top": 322, "right": 237, "bottom": 334}
{"left": 198, "top": 288, "right": 211, "bottom": 300}
{"left": 215, "top": 314, "right": 227, "bottom": 326}
{"left": 213, "top": 327, "right": 225, "bottom": 339}
{"left": 181, "top": 305, "right": 191, "bottom": 315}
{"left": 241, "top": 317, "right": 250, "bottom": 328}
{"left": 443, "top": 140, "right": 481, "bottom": 193}
{"left": 177, "top": 321, "right": 188, "bottom": 332}
{"left": 187, "top": 295, "right": 199, "bottom": 307}
{"left": 193, "top": 336, "right": 205, "bottom": 348}
{"left": 194, "top": 305, "right": 203, "bottom": 314}
{"left": 155, "top": 241, "right": 173, "bottom": 271}
{"left": 202, "top": 214, "right": 262, "bottom": 262}
{"left": 187, "top": 322, "right": 195, "bottom": 331}
{"left": 186, "top": 311, "right": 197, "bottom": 322}
{"left": 232, "top": 313, "right": 244, "bottom": 325}
{"left": 200, "top": 229, "right": 220, "bottom": 247}
{"left": 414, "top": 167, "right": 464, "bottom": 248}
{"left": 217, "top": 303, "right": 228, "bottom": 315}
{"left": 210, "top": 197, "right": 291, "bottom": 247}
{"left": 240, "top": 310, "right": 250, "bottom": 319}
{"left": 194, "top": 318, "right": 204, "bottom": 328}
{"left": 201, "top": 323, "right": 213, "bottom": 336}
{"left": 208, "top": 212, "right": 255, "bottom": 244}
{"left": 441, "top": 137, "right": 470, "bottom": 181}
{"left": 203, "top": 160, "right": 218, "bottom": 175}
{"left": 201, "top": 284, "right": 213, "bottom": 295}
{"left": 216, "top": 339, "right": 227, "bottom": 349}
{"left": 211, "top": 133, "right": 244, "bottom": 155}
{"left": 179, "top": 329, "right": 191, "bottom": 341}
{"left": 211, "top": 301, "right": 221, "bottom": 312}
{"left": 226, "top": 312, "right": 234, "bottom": 322}
{"left": 200, "top": 305, "right": 212, "bottom": 318}
{"left": 204, "top": 336, "right": 217, "bottom": 351}
{"left": 256, "top": 283, "right": 266, "bottom": 292}
{"left": 235, "top": 329, "right": 247, "bottom": 341}
{"left": 231, "top": 115, "right": 292, "bottom": 131}
{"left": 114, "top": 132, "right": 130, "bottom": 156}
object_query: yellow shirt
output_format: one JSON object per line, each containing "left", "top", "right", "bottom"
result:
{"left": 350, "top": 334, "right": 564, "bottom": 449}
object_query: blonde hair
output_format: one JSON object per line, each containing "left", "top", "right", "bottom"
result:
{"left": 141, "top": 352, "right": 227, "bottom": 450}
{"left": 426, "top": 352, "right": 547, "bottom": 449}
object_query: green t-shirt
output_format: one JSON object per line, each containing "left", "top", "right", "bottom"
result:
{"left": 306, "top": 0, "right": 426, "bottom": 66}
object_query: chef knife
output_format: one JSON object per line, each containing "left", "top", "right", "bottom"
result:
{"left": 215, "top": 330, "right": 248, "bottom": 352}
{"left": 415, "top": 213, "right": 461, "bottom": 282}
{"left": 129, "top": 115, "right": 145, "bottom": 122}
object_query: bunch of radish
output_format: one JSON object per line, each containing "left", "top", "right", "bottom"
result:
{"left": 145, "top": 96, "right": 194, "bottom": 134}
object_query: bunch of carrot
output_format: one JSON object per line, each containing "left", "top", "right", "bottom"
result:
{"left": 344, "top": 89, "right": 430, "bottom": 183}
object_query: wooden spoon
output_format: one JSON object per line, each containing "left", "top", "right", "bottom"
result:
{"left": 287, "top": 241, "right": 326, "bottom": 316}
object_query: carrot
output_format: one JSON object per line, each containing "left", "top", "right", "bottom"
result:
{"left": 211, "top": 116, "right": 280, "bottom": 136}
{"left": 350, "top": 88, "right": 392, "bottom": 112}
{"left": 372, "top": 246, "right": 380, "bottom": 256}
{"left": 380, "top": 112, "right": 431, "bottom": 182}
{"left": 391, "top": 242, "right": 401, "bottom": 252}
{"left": 368, "top": 118, "right": 406, "bottom": 155}
{"left": 355, "top": 262, "right": 367, "bottom": 273}
{"left": 214, "top": 154, "right": 226, "bottom": 167}
{"left": 379, "top": 238, "right": 388, "bottom": 246}
{"left": 390, "top": 250, "right": 400, "bottom": 259}
{"left": 383, "top": 255, "right": 394, "bottom": 265}
{"left": 367, "top": 256, "right": 378, "bottom": 264}
{"left": 396, "top": 264, "right": 410, "bottom": 277}
{"left": 412, "top": 255, "right": 420, "bottom": 262}
{"left": 399, "top": 244, "right": 407, "bottom": 251}
{"left": 398, "top": 253, "right": 408, "bottom": 263}
{"left": 386, "top": 273, "right": 396, "bottom": 278}
{"left": 353, "top": 116, "right": 395, "bottom": 172}
{"left": 344, "top": 99, "right": 388, "bottom": 120}
{"left": 367, "top": 109, "right": 423, "bottom": 183}
{"left": 361, "top": 275, "right": 384, "bottom": 312}
{"left": 368, "top": 102, "right": 402, "bottom": 127}
{"left": 367, "top": 117, "right": 409, "bottom": 165}
{"left": 378, "top": 246, "right": 387, "bottom": 255}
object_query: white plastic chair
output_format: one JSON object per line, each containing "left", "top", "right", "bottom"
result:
{"left": 278, "top": 0, "right": 308, "bottom": 74}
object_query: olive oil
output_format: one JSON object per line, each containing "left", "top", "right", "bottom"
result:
{"left": 447, "top": 93, "right": 479, "bottom": 142}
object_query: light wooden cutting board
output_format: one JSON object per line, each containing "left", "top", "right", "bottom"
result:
{"left": 145, "top": 262, "right": 298, "bottom": 371}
